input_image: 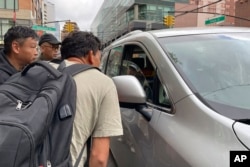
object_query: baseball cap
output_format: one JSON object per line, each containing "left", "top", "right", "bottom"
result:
{"left": 39, "top": 33, "right": 61, "bottom": 46}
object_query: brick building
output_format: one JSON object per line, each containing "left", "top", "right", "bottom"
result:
{"left": 175, "top": 0, "right": 236, "bottom": 27}
{"left": 235, "top": 0, "right": 250, "bottom": 27}
{"left": 0, "top": 0, "right": 43, "bottom": 45}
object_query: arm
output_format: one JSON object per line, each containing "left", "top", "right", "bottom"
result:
{"left": 89, "top": 137, "right": 110, "bottom": 167}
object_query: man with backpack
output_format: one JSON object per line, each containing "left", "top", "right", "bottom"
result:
{"left": 0, "top": 26, "right": 39, "bottom": 84}
{"left": 56, "top": 31, "right": 123, "bottom": 167}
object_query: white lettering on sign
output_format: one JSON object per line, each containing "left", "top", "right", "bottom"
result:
{"left": 234, "top": 155, "right": 247, "bottom": 162}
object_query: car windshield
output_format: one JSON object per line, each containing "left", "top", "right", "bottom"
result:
{"left": 159, "top": 32, "right": 250, "bottom": 118}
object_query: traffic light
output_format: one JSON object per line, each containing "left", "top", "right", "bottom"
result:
{"left": 64, "top": 23, "right": 70, "bottom": 32}
{"left": 163, "top": 16, "right": 169, "bottom": 26}
{"left": 65, "top": 22, "right": 73, "bottom": 32}
{"left": 169, "top": 15, "right": 175, "bottom": 26}
{"left": 70, "top": 24, "right": 75, "bottom": 32}
{"left": 68, "top": 22, "right": 72, "bottom": 32}
{"left": 163, "top": 15, "right": 175, "bottom": 27}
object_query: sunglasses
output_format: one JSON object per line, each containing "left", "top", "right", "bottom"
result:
{"left": 43, "top": 45, "right": 60, "bottom": 50}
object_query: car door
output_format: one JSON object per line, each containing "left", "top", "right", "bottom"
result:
{"left": 103, "top": 42, "right": 189, "bottom": 167}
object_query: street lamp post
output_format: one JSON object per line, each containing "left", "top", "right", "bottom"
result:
{"left": 44, "top": 20, "right": 70, "bottom": 25}
{"left": 13, "top": 0, "right": 16, "bottom": 26}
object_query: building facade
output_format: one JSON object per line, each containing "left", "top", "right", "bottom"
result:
{"left": 91, "top": 0, "right": 189, "bottom": 47}
{"left": 0, "top": 0, "right": 43, "bottom": 45}
{"left": 40, "top": 0, "right": 60, "bottom": 40}
{"left": 174, "top": 2, "right": 198, "bottom": 27}
{"left": 42, "top": 0, "right": 55, "bottom": 26}
{"left": 91, "top": 0, "right": 247, "bottom": 47}
{"left": 0, "top": 0, "right": 60, "bottom": 45}
{"left": 235, "top": 0, "right": 250, "bottom": 27}
{"left": 175, "top": 0, "right": 236, "bottom": 27}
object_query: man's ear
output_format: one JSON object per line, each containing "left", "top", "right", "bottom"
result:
{"left": 12, "top": 41, "right": 20, "bottom": 54}
{"left": 86, "top": 50, "right": 95, "bottom": 65}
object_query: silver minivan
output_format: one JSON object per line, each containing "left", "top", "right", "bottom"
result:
{"left": 101, "top": 27, "right": 250, "bottom": 167}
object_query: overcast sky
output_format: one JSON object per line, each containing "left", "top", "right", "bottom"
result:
{"left": 48, "top": 0, "right": 104, "bottom": 31}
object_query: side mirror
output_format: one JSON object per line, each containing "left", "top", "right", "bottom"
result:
{"left": 112, "top": 75, "right": 146, "bottom": 105}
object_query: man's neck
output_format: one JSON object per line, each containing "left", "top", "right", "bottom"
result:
{"left": 67, "top": 57, "right": 87, "bottom": 64}
{"left": 7, "top": 54, "right": 23, "bottom": 71}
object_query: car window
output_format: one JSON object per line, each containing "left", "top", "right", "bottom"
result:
{"left": 120, "top": 45, "right": 154, "bottom": 102}
{"left": 106, "top": 46, "right": 123, "bottom": 77}
{"left": 157, "top": 81, "right": 171, "bottom": 108}
{"left": 120, "top": 44, "right": 171, "bottom": 109}
{"left": 159, "top": 33, "right": 250, "bottom": 112}
{"left": 100, "top": 50, "right": 109, "bottom": 72}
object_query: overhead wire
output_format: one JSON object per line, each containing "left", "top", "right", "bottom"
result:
{"left": 174, "top": 0, "right": 223, "bottom": 17}
{"left": 169, "top": 0, "right": 250, "bottom": 22}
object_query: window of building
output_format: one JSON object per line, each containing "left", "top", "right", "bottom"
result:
{"left": 138, "top": 4, "right": 172, "bottom": 22}
{"left": 147, "top": 5, "right": 156, "bottom": 10}
{"left": 0, "top": 0, "right": 18, "bottom": 9}
{"left": 163, "top": 6, "right": 172, "bottom": 12}
{"left": 0, "top": 19, "right": 12, "bottom": 41}
{"left": 139, "top": 5, "right": 147, "bottom": 20}
{"left": 127, "top": 8, "right": 134, "bottom": 22}
{"left": 0, "top": 1, "right": 3, "bottom": 7}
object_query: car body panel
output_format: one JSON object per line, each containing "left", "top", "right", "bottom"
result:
{"left": 101, "top": 27, "right": 250, "bottom": 167}
{"left": 155, "top": 95, "right": 245, "bottom": 167}
{"left": 233, "top": 122, "right": 250, "bottom": 150}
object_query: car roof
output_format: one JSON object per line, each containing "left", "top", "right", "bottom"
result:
{"left": 106, "top": 26, "right": 250, "bottom": 48}
{"left": 148, "top": 26, "right": 250, "bottom": 38}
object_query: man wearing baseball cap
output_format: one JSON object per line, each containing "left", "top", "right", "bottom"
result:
{"left": 38, "top": 33, "right": 61, "bottom": 61}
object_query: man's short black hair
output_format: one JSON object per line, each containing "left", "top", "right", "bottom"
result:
{"left": 60, "top": 31, "right": 101, "bottom": 60}
{"left": 4, "top": 26, "right": 38, "bottom": 54}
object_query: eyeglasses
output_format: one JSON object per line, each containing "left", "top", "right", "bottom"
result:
{"left": 42, "top": 45, "right": 60, "bottom": 50}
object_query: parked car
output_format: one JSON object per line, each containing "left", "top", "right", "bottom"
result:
{"left": 101, "top": 27, "right": 250, "bottom": 167}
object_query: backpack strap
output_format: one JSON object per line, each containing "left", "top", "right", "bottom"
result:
{"left": 74, "top": 137, "right": 91, "bottom": 167}
{"left": 57, "top": 60, "right": 66, "bottom": 71}
{"left": 22, "top": 61, "right": 62, "bottom": 78}
{"left": 84, "top": 138, "right": 91, "bottom": 167}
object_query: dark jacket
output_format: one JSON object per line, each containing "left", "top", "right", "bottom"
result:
{"left": 0, "top": 50, "right": 18, "bottom": 84}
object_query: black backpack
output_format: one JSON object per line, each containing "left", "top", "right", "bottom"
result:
{"left": 0, "top": 61, "right": 94, "bottom": 167}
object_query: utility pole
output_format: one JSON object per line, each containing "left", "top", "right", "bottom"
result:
{"left": 13, "top": 0, "right": 16, "bottom": 26}
{"left": 43, "top": 20, "right": 71, "bottom": 25}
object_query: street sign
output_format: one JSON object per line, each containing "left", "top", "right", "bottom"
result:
{"left": 205, "top": 15, "right": 225, "bottom": 25}
{"left": 32, "top": 25, "right": 56, "bottom": 31}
